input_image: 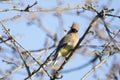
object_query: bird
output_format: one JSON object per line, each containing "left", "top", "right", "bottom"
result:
{"left": 52, "top": 22, "right": 79, "bottom": 70}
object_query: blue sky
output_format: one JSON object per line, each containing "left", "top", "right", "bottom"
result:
{"left": 0, "top": 0, "right": 120, "bottom": 80}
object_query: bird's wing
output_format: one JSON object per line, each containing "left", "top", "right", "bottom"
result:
{"left": 53, "top": 42, "right": 67, "bottom": 61}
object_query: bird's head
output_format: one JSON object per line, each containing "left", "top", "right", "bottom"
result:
{"left": 70, "top": 22, "right": 79, "bottom": 33}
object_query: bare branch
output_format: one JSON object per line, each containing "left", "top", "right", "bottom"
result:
{"left": 81, "top": 55, "right": 112, "bottom": 80}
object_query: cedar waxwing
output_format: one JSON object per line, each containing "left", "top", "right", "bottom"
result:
{"left": 52, "top": 22, "right": 79, "bottom": 69}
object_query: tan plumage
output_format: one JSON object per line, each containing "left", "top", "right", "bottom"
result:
{"left": 52, "top": 22, "right": 79, "bottom": 69}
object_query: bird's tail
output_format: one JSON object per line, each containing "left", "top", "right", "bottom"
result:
{"left": 52, "top": 52, "right": 65, "bottom": 70}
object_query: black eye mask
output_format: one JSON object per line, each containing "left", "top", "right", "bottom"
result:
{"left": 71, "top": 28, "right": 78, "bottom": 32}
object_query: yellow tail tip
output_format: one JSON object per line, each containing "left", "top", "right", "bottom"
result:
{"left": 52, "top": 65, "right": 55, "bottom": 70}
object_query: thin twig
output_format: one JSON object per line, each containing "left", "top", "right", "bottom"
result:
{"left": 0, "top": 5, "right": 81, "bottom": 12}
{"left": 81, "top": 55, "right": 112, "bottom": 80}
{"left": 25, "top": 49, "right": 56, "bottom": 80}
{"left": 62, "top": 57, "right": 98, "bottom": 73}
{"left": 0, "top": 21, "right": 31, "bottom": 78}
{"left": 0, "top": 21, "right": 52, "bottom": 80}
{"left": 106, "top": 14, "right": 120, "bottom": 18}
{"left": 101, "top": 18, "right": 113, "bottom": 40}
{"left": 0, "top": 58, "right": 39, "bottom": 79}
{"left": 81, "top": 30, "right": 120, "bottom": 80}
